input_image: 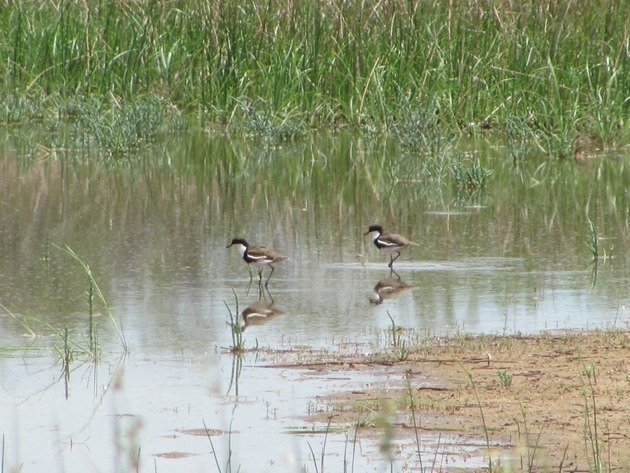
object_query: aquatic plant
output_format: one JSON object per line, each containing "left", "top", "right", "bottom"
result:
{"left": 451, "top": 158, "right": 493, "bottom": 192}
{"left": 587, "top": 219, "right": 599, "bottom": 260}
{"left": 57, "top": 245, "right": 128, "bottom": 352}
{"left": 61, "top": 326, "right": 73, "bottom": 399}
{"left": 239, "top": 101, "right": 308, "bottom": 145}
{"left": 77, "top": 98, "right": 166, "bottom": 155}
{"left": 224, "top": 291, "right": 245, "bottom": 354}
{"left": 389, "top": 101, "right": 454, "bottom": 159}
{"left": 505, "top": 117, "right": 535, "bottom": 165}
{"left": 0, "top": 1, "right": 627, "bottom": 147}
{"left": 306, "top": 416, "right": 333, "bottom": 473}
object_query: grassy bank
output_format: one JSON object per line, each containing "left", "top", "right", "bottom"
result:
{"left": 1, "top": 1, "right": 628, "bottom": 153}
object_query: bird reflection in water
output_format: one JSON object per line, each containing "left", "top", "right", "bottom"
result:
{"left": 369, "top": 269, "right": 412, "bottom": 305}
{"left": 227, "top": 288, "right": 285, "bottom": 396}
{"left": 240, "top": 287, "right": 285, "bottom": 329}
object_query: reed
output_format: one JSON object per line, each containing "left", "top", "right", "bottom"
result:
{"left": 0, "top": 1, "right": 626, "bottom": 148}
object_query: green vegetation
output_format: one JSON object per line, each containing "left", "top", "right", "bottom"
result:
{"left": 1, "top": 0, "right": 627, "bottom": 154}
{"left": 57, "top": 244, "right": 128, "bottom": 352}
{"left": 496, "top": 369, "right": 513, "bottom": 388}
{"left": 466, "top": 368, "right": 494, "bottom": 471}
{"left": 587, "top": 218, "right": 600, "bottom": 260}
{"left": 224, "top": 291, "right": 245, "bottom": 354}
{"left": 387, "top": 312, "right": 410, "bottom": 361}
{"left": 451, "top": 157, "right": 493, "bottom": 192}
{"left": 581, "top": 363, "right": 610, "bottom": 473}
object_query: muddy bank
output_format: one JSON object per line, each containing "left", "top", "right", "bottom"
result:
{"left": 276, "top": 330, "right": 629, "bottom": 471}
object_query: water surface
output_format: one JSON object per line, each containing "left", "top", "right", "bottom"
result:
{"left": 0, "top": 128, "right": 628, "bottom": 471}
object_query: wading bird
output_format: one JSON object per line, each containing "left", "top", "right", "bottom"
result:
{"left": 364, "top": 224, "right": 418, "bottom": 269}
{"left": 227, "top": 238, "right": 287, "bottom": 287}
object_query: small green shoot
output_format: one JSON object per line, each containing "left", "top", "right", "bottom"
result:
{"left": 224, "top": 290, "right": 245, "bottom": 354}
{"left": 497, "top": 369, "right": 513, "bottom": 387}
{"left": 465, "top": 367, "right": 493, "bottom": 472}
{"left": 387, "top": 312, "right": 409, "bottom": 361}
{"left": 582, "top": 362, "right": 609, "bottom": 473}
{"left": 405, "top": 372, "right": 424, "bottom": 472}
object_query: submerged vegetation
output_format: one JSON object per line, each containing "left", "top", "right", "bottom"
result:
{"left": 0, "top": 0, "right": 628, "bottom": 155}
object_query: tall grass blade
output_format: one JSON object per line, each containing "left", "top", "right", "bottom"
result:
{"left": 54, "top": 244, "right": 128, "bottom": 351}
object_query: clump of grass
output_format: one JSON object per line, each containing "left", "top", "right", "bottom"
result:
{"left": 389, "top": 101, "right": 454, "bottom": 159}
{"left": 505, "top": 117, "right": 535, "bottom": 165}
{"left": 0, "top": 94, "right": 45, "bottom": 123}
{"left": 496, "top": 369, "right": 513, "bottom": 388}
{"left": 240, "top": 102, "right": 307, "bottom": 146}
{"left": 451, "top": 158, "right": 493, "bottom": 192}
{"left": 387, "top": 312, "right": 409, "bottom": 361}
{"left": 77, "top": 98, "right": 166, "bottom": 155}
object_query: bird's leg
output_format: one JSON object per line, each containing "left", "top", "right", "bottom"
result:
{"left": 244, "top": 266, "right": 255, "bottom": 296}
{"left": 388, "top": 251, "right": 401, "bottom": 268}
{"left": 258, "top": 268, "right": 264, "bottom": 286}
{"left": 264, "top": 265, "right": 275, "bottom": 288}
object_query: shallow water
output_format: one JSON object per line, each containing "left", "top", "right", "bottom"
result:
{"left": 0, "top": 128, "right": 628, "bottom": 471}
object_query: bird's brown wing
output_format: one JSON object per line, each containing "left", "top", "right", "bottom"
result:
{"left": 249, "top": 245, "right": 288, "bottom": 262}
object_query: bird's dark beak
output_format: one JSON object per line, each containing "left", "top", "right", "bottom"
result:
{"left": 363, "top": 230, "right": 369, "bottom": 236}
{"left": 226, "top": 243, "right": 232, "bottom": 248}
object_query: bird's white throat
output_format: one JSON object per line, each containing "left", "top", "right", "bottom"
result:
{"left": 235, "top": 243, "right": 247, "bottom": 257}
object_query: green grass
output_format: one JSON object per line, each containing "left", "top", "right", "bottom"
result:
{"left": 57, "top": 244, "right": 128, "bottom": 352}
{"left": 581, "top": 363, "right": 611, "bottom": 473}
{"left": 224, "top": 291, "right": 245, "bottom": 354}
{"left": 496, "top": 369, "right": 513, "bottom": 388}
{"left": 0, "top": 1, "right": 627, "bottom": 152}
